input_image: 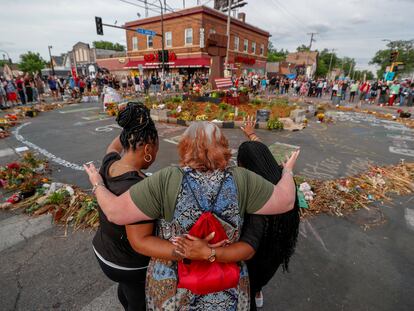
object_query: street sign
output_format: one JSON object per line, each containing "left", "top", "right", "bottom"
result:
{"left": 137, "top": 28, "right": 156, "bottom": 36}
{"left": 384, "top": 72, "right": 395, "bottom": 81}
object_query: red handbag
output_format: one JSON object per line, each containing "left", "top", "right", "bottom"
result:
{"left": 177, "top": 212, "right": 240, "bottom": 295}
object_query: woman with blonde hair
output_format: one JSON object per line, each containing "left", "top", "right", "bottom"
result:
{"left": 84, "top": 121, "right": 299, "bottom": 310}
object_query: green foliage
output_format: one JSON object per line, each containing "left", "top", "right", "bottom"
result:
{"left": 370, "top": 40, "right": 414, "bottom": 79}
{"left": 270, "top": 98, "right": 289, "bottom": 107}
{"left": 267, "top": 117, "right": 284, "bottom": 130}
{"left": 238, "top": 111, "right": 247, "bottom": 118}
{"left": 171, "top": 95, "right": 183, "bottom": 104}
{"left": 218, "top": 103, "right": 230, "bottom": 110}
{"left": 93, "top": 40, "right": 125, "bottom": 51}
{"left": 0, "top": 59, "right": 10, "bottom": 67}
{"left": 296, "top": 44, "right": 310, "bottom": 52}
{"left": 18, "top": 51, "right": 46, "bottom": 74}
{"left": 204, "top": 104, "right": 212, "bottom": 114}
{"left": 267, "top": 42, "right": 289, "bottom": 62}
{"left": 250, "top": 97, "right": 263, "bottom": 105}
{"left": 47, "top": 190, "right": 70, "bottom": 205}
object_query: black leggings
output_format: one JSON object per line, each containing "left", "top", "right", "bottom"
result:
{"left": 95, "top": 255, "right": 147, "bottom": 311}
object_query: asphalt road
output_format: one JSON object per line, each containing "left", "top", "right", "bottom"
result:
{"left": 0, "top": 101, "right": 414, "bottom": 311}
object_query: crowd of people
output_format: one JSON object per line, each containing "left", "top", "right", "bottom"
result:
{"left": 84, "top": 103, "right": 301, "bottom": 311}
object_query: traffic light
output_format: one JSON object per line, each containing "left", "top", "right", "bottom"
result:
{"left": 95, "top": 17, "right": 103, "bottom": 35}
{"left": 390, "top": 51, "right": 399, "bottom": 63}
{"left": 158, "top": 50, "right": 169, "bottom": 62}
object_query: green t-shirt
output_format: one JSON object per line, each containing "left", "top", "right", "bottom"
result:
{"left": 129, "top": 166, "right": 274, "bottom": 222}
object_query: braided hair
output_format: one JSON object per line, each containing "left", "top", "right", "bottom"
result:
{"left": 237, "top": 141, "right": 300, "bottom": 286}
{"left": 116, "top": 102, "right": 158, "bottom": 151}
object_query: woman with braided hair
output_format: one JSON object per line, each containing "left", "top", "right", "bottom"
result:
{"left": 92, "top": 102, "right": 181, "bottom": 311}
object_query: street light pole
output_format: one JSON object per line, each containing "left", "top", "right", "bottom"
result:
{"left": 158, "top": 0, "right": 165, "bottom": 81}
{"left": 48, "top": 45, "right": 55, "bottom": 76}
{"left": 225, "top": 0, "right": 233, "bottom": 77}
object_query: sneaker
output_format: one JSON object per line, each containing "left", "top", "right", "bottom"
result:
{"left": 255, "top": 291, "right": 264, "bottom": 308}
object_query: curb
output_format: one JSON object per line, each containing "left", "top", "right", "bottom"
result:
{"left": 151, "top": 112, "right": 270, "bottom": 129}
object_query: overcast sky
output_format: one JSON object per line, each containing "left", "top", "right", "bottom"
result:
{"left": 1, "top": 0, "right": 413, "bottom": 72}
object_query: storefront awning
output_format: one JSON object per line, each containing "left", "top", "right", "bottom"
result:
{"left": 124, "top": 57, "right": 210, "bottom": 69}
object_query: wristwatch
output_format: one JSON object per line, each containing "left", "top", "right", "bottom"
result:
{"left": 207, "top": 248, "right": 216, "bottom": 262}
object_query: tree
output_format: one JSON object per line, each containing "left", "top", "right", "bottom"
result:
{"left": 267, "top": 42, "right": 288, "bottom": 62}
{"left": 315, "top": 49, "right": 340, "bottom": 78}
{"left": 370, "top": 40, "right": 414, "bottom": 79}
{"left": 93, "top": 41, "right": 125, "bottom": 51}
{"left": 0, "top": 59, "right": 10, "bottom": 67}
{"left": 18, "top": 51, "right": 46, "bottom": 74}
{"left": 296, "top": 44, "right": 310, "bottom": 52}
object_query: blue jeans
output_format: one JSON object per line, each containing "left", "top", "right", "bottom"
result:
{"left": 18, "top": 90, "right": 26, "bottom": 105}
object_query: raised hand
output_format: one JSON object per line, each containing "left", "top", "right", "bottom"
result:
{"left": 83, "top": 162, "right": 104, "bottom": 186}
{"left": 240, "top": 115, "right": 257, "bottom": 138}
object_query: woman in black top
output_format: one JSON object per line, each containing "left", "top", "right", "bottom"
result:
{"left": 93, "top": 103, "right": 171, "bottom": 311}
{"left": 237, "top": 140, "right": 300, "bottom": 310}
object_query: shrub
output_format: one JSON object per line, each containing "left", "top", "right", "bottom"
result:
{"left": 267, "top": 117, "right": 284, "bottom": 130}
{"left": 250, "top": 98, "right": 263, "bottom": 105}
{"left": 219, "top": 103, "right": 230, "bottom": 110}
{"left": 171, "top": 95, "right": 183, "bottom": 104}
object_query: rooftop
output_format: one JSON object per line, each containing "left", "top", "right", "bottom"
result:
{"left": 124, "top": 5, "right": 270, "bottom": 37}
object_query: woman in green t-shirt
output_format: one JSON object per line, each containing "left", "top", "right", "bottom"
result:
{"left": 84, "top": 121, "right": 299, "bottom": 310}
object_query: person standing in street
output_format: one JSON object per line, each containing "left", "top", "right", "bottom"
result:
{"left": 0, "top": 79, "right": 7, "bottom": 109}
{"left": 5, "top": 80, "right": 18, "bottom": 106}
{"left": 378, "top": 81, "right": 389, "bottom": 105}
{"left": 35, "top": 75, "right": 45, "bottom": 102}
{"left": 16, "top": 76, "right": 26, "bottom": 105}
{"left": 48, "top": 76, "right": 58, "bottom": 100}
{"left": 369, "top": 81, "right": 379, "bottom": 104}
{"left": 359, "top": 81, "right": 370, "bottom": 105}
{"left": 388, "top": 80, "right": 400, "bottom": 106}
{"left": 349, "top": 81, "right": 359, "bottom": 103}
{"left": 24, "top": 75, "right": 33, "bottom": 104}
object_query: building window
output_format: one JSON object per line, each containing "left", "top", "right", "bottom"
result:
{"left": 234, "top": 36, "right": 239, "bottom": 51}
{"left": 260, "top": 43, "right": 264, "bottom": 56}
{"left": 209, "top": 28, "right": 216, "bottom": 34}
{"left": 165, "top": 31, "right": 172, "bottom": 48}
{"left": 185, "top": 28, "right": 193, "bottom": 45}
{"left": 252, "top": 42, "right": 256, "bottom": 54}
{"left": 244, "top": 39, "right": 248, "bottom": 53}
{"left": 147, "top": 35, "right": 153, "bottom": 49}
{"left": 132, "top": 37, "right": 138, "bottom": 51}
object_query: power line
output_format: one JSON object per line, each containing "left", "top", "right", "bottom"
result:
{"left": 270, "top": 0, "right": 308, "bottom": 33}
{"left": 133, "top": 0, "right": 203, "bottom": 25}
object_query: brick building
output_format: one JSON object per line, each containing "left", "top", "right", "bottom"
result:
{"left": 123, "top": 5, "right": 270, "bottom": 77}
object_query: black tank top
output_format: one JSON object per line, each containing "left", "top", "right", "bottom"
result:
{"left": 92, "top": 152, "right": 154, "bottom": 268}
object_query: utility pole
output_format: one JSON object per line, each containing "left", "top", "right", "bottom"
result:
{"left": 348, "top": 62, "right": 353, "bottom": 78}
{"left": 307, "top": 32, "right": 318, "bottom": 50}
{"left": 48, "top": 45, "right": 55, "bottom": 76}
{"left": 144, "top": 0, "right": 148, "bottom": 17}
{"left": 183, "top": 0, "right": 185, "bottom": 8}
{"left": 305, "top": 32, "right": 317, "bottom": 78}
{"left": 225, "top": 0, "right": 233, "bottom": 77}
{"left": 158, "top": 0, "right": 165, "bottom": 79}
{"left": 327, "top": 48, "right": 336, "bottom": 80}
